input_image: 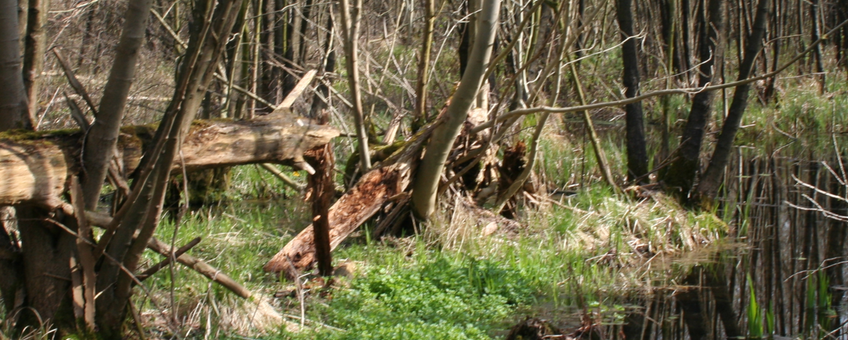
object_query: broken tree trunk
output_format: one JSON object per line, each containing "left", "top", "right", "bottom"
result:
{"left": 264, "top": 123, "right": 437, "bottom": 279}
{"left": 0, "top": 115, "right": 338, "bottom": 208}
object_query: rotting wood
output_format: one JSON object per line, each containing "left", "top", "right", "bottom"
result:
{"left": 264, "top": 122, "right": 438, "bottom": 279}
{"left": 0, "top": 116, "right": 338, "bottom": 207}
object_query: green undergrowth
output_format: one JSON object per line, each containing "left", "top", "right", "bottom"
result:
{"left": 129, "top": 162, "right": 725, "bottom": 339}
{"left": 287, "top": 251, "right": 534, "bottom": 339}
{"left": 732, "top": 76, "right": 848, "bottom": 154}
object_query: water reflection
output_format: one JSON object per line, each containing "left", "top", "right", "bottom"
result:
{"left": 621, "top": 155, "right": 847, "bottom": 339}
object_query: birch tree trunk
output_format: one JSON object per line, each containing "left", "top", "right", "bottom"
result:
{"left": 411, "top": 0, "right": 500, "bottom": 219}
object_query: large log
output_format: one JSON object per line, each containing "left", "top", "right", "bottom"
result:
{"left": 0, "top": 115, "right": 338, "bottom": 207}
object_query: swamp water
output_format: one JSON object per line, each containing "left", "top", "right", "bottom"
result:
{"left": 583, "top": 152, "right": 848, "bottom": 340}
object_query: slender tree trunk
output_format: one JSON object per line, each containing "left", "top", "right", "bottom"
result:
{"left": 413, "top": 0, "right": 435, "bottom": 125}
{"left": 0, "top": 0, "right": 32, "bottom": 131}
{"left": 310, "top": 10, "right": 335, "bottom": 119}
{"left": 225, "top": 0, "right": 249, "bottom": 118}
{"left": 458, "top": 0, "right": 478, "bottom": 78}
{"left": 695, "top": 0, "right": 769, "bottom": 203}
{"left": 310, "top": 108, "right": 334, "bottom": 276}
{"left": 82, "top": 0, "right": 153, "bottom": 209}
{"left": 809, "top": 0, "right": 825, "bottom": 93}
{"left": 663, "top": 0, "right": 722, "bottom": 199}
{"left": 839, "top": 0, "right": 848, "bottom": 71}
{"left": 762, "top": 0, "right": 781, "bottom": 103}
{"left": 258, "top": 0, "right": 276, "bottom": 111}
{"left": 77, "top": 3, "right": 97, "bottom": 73}
{"left": 340, "top": 0, "right": 372, "bottom": 171}
{"left": 616, "top": 0, "right": 649, "bottom": 183}
{"left": 308, "top": 8, "right": 336, "bottom": 276}
{"left": 95, "top": 1, "right": 244, "bottom": 336}
{"left": 657, "top": 0, "right": 682, "bottom": 75}
{"left": 411, "top": 0, "right": 500, "bottom": 220}
{"left": 680, "top": 0, "right": 692, "bottom": 79}
{"left": 21, "top": 0, "right": 48, "bottom": 127}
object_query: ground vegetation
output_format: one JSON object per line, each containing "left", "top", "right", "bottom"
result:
{"left": 1, "top": 0, "right": 847, "bottom": 338}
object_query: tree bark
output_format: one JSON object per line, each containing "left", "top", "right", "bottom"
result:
{"left": 0, "top": 207, "right": 20, "bottom": 314}
{"left": 695, "top": 0, "right": 770, "bottom": 203}
{"left": 82, "top": 0, "right": 153, "bottom": 210}
{"left": 15, "top": 206, "right": 77, "bottom": 328}
{"left": 664, "top": 0, "right": 722, "bottom": 199}
{"left": 310, "top": 133, "right": 334, "bottom": 276}
{"left": 0, "top": 0, "right": 32, "bottom": 131}
{"left": 21, "top": 0, "right": 48, "bottom": 127}
{"left": 616, "top": 0, "right": 649, "bottom": 183}
{"left": 411, "top": 0, "right": 500, "bottom": 220}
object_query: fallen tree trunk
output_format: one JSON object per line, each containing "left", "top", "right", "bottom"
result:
{"left": 264, "top": 124, "right": 436, "bottom": 278}
{"left": 0, "top": 115, "right": 338, "bottom": 207}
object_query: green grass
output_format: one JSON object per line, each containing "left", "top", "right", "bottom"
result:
{"left": 126, "top": 159, "right": 722, "bottom": 339}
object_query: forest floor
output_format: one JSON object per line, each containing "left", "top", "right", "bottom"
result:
{"left": 3, "top": 71, "right": 844, "bottom": 339}
{"left": 130, "top": 159, "right": 725, "bottom": 339}
{"left": 123, "top": 76, "right": 848, "bottom": 339}
{"left": 123, "top": 75, "right": 848, "bottom": 339}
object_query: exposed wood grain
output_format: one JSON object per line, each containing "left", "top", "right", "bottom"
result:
{"left": 264, "top": 123, "right": 436, "bottom": 279}
{"left": 0, "top": 116, "right": 338, "bottom": 207}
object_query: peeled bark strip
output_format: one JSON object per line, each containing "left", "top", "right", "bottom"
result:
{"left": 0, "top": 117, "right": 338, "bottom": 207}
